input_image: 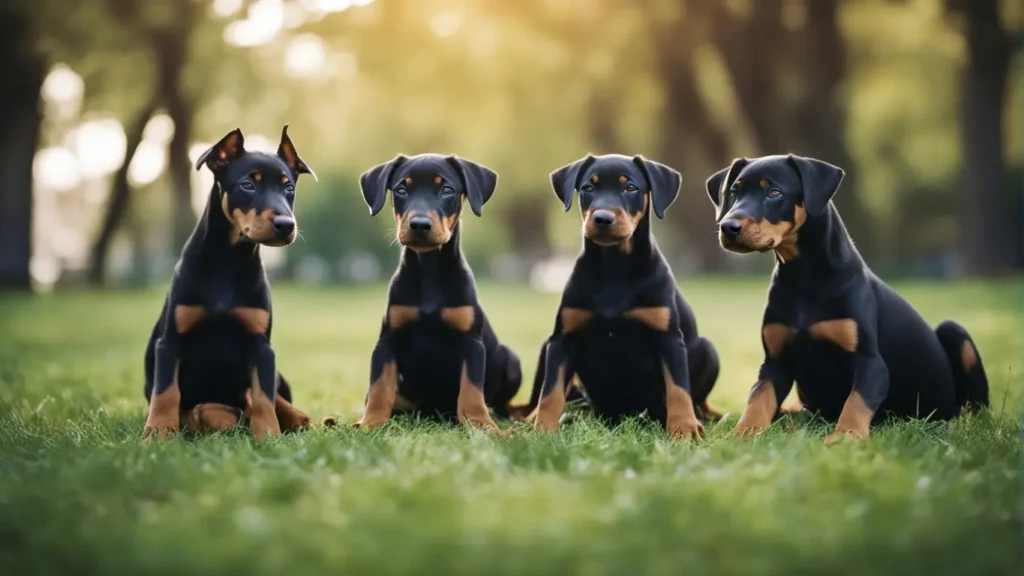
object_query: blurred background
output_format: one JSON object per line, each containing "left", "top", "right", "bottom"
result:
{"left": 0, "top": 0, "right": 1021, "bottom": 293}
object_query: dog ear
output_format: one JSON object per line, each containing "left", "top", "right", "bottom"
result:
{"left": 550, "top": 154, "right": 595, "bottom": 211}
{"left": 359, "top": 155, "right": 408, "bottom": 216}
{"left": 706, "top": 157, "right": 749, "bottom": 222}
{"left": 632, "top": 155, "right": 682, "bottom": 219}
{"left": 446, "top": 156, "right": 498, "bottom": 217}
{"left": 195, "top": 128, "right": 245, "bottom": 174}
{"left": 786, "top": 154, "right": 845, "bottom": 217}
{"left": 277, "top": 124, "right": 317, "bottom": 182}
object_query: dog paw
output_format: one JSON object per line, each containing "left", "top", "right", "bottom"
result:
{"left": 279, "top": 411, "right": 312, "bottom": 432}
{"left": 142, "top": 424, "right": 178, "bottom": 440}
{"left": 729, "top": 424, "right": 766, "bottom": 439}
{"left": 322, "top": 416, "right": 339, "bottom": 428}
{"left": 353, "top": 417, "right": 389, "bottom": 430}
{"left": 668, "top": 418, "right": 705, "bottom": 441}
{"left": 824, "top": 428, "right": 868, "bottom": 446}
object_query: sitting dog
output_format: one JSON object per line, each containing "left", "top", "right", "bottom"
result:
{"left": 706, "top": 154, "right": 989, "bottom": 444}
{"left": 347, "top": 153, "right": 521, "bottom": 431}
{"left": 142, "top": 126, "right": 315, "bottom": 440}
{"left": 517, "top": 154, "right": 721, "bottom": 440}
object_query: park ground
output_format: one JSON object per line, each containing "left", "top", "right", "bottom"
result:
{"left": 0, "top": 278, "right": 1021, "bottom": 575}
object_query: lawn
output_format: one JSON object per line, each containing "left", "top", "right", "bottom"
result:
{"left": 0, "top": 278, "right": 1021, "bottom": 575}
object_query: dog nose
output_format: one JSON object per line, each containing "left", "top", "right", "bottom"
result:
{"left": 720, "top": 219, "right": 743, "bottom": 239}
{"left": 592, "top": 210, "right": 616, "bottom": 228}
{"left": 409, "top": 216, "right": 433, "bottom": 232}
{"left": 272, "top": 216, "right": 295, "bottom": 235}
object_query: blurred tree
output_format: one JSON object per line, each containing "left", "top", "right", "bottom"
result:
{"left": 946, "top": 0, "right": 1022, "bottom": 273}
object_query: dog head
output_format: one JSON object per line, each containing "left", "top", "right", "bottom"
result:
{"left": 359, "top": 154, "right": 497, "bottom": 252}
{"left": 550, "top": 154, "right": 681, "bottom": 247}
{"left": 706, "top": 154, "right": 844, "bottom": 258}
{"left": 195, "top": 125, "right": 315, "bottom": 247}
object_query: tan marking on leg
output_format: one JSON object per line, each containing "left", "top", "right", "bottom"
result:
{"left": 663, "top": 361, "right": 705, "bottom": 440}
{"left": 560, "top": 307, "right": 593, "bottom": 334}
{"left": 762, "top": 323, "right": 797, "bottom": 358}
{"left": 808, "top": 319, "right": 858, "bottom": 352}
{"left": 698, "top": 401, "right": 723, "bottom": 420}
{"left": 230, "top": 307, "right": 270, "bottom": 334}
{"left": 623, "top": 306, "right": 672, "bottom": 332}
{"left": 356, "top": 361, "right": 397, "bottom": 429}
{"left": 174, "top": 305, "right": 207, "bottom": 334}
{"left": 275, "top": 395, "right": 311, "bottom": 432}
{"left": 387, "top": 305, "right": 420, "bottom": 330}
{"left": 183, "top": 403, "right": 240, "bottom": 433}
{"left": 961, "top": 340, "right": 978, "bottom": 372}
{"left": 246, "top": 369, "right": 281, "bottom": 441}
{"left": 532, "top": 364, "right": 566, "bottom": 432}
{"left": 730, "top": 380, "right": 778, "bottom": 438}
{"left": 456, "top": 363, "right": 502, "bottom": 432}
{"left": 825, "top": 390, "right": 873, "bottom": 445}
{"left": 143, "top": 364, "right": 181, "bottom": 439}
{"left": 440, "top": 306, "right": 475, "bottom": 332}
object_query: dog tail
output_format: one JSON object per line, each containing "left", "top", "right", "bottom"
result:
{"left": 934, "top": 321, "right": 989, "bottom": 413}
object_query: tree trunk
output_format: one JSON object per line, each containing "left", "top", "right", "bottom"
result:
{"left": 952, "top": 0, "right": 1018, "bottom": 274}
{"left": 88, "top": 100, "right": 158, "bottom": 285}
{"left": 0, "top": 8, "right": 43, "bottom": 291}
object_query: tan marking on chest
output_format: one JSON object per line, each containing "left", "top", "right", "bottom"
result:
{"left": 230, "top": 307, "right": 270, "bottom": 334}
{"left": 560, "top": 307, "right": 593, "bottom": 334}
{"left": 623, "top": 306, "right": 671, "bottom": 332}
{"left": 961, "top": 340, "right": 978, "bottom": 372}
{"left": 808, "top": 319, "right": 858, "bottom": 352}
{"left": 174, "top": 305, "right": 207, "bottom": 334}
{"left": 441, "top": 306, "right": 475, "bottom": 332}
{"left": 762, "top": 323, "right": 797, "bottom": 358}
{"left": 388, "top": 305, "right": 420, "bottom": 330}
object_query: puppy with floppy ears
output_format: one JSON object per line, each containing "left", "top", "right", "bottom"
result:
{"left": 339, "top": 153, "right": 522, "bottom": 431}
{"left": 142, "top": 126, "right": 315, "bottom": 441}
{"left": 515, "top": 154, "right": 721, "bottom": 440}
{"left": 707, "top": 154, "right": 989, "bottom": 444}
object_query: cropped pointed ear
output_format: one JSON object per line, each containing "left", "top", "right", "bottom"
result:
{"left": 359, "top": 155, "right": 408, "bottom": 216}
{"left": 277, "top": 124, "right": 316, "bottom": 182}
{"left": 632, "top": 155, "right": 682, "bottom": 219}
{"left": 706, "top": 157, "right": 749, "bottom": 222}
{"left": 195, "top": 128, "right": 245, "bottom": 174}
{"left": 550, "top": 154, "right": 595, "bottom": 211}
{"left": 786, "top": 154, "right": 845, "bottom": 217}
{"left": 446, "top": 156, "right": 498, "bottom": 217}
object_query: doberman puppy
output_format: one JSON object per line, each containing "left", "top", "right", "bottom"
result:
{"left": 345, "top": 153, "right": 521, "bottom": 431}
{"left": 517, "top": 154, "right": 721, "bottom": 440}
{"left": 706, "top": 154, "right": 989, "bottom": 444}
{"left": 142, "top": 126, "right": 315, "bottom": 440}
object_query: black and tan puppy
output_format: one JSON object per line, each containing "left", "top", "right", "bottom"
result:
{"left": 707, "top": 154, "right": 989, "bottom": 444}
{"left": 347, "top": 153, "right": 521, "bottom": 431}
{"left": 518, "top": 154, "right": 720, "bottom": 440}
{"left": 142, "top": 126, "right": 315, "bottom": 440}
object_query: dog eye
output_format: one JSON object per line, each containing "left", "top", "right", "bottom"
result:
{"left": 240, "top": 181, "right": 255, "bottom": 192}
{"left": 285, "top": 184, "right": 295, "bottom": 196}
{"left": 624, "top": 183, "right": 639, "bottom": 192}
{"left": 392, "top": 186, "right": 407, "bottom": 196}
{"left": 767, "top": 188, "right": 782, "bottom": 198}
{"left": 580, "top": 185, "right": 593, "bottom": 193}
{"left": 441, "top": 185, "right": 455, "bottom": 195}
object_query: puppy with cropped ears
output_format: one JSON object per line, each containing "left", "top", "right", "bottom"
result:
{"left": 513, "top": 154, "right": 721, "bottom": 440}
{"left": 330, "top": 153, "right": 522, "bottom": 432}
{"left": 706, "top": 154, "right": 989, "bottom": 444}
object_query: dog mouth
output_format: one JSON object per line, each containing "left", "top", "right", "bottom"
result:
{"left": 720, "top": 235, "right": 777, "bottom": 254}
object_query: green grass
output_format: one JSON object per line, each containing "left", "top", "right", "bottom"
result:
{"left": 0, "top": 278, "right": 1021, "bottom": 575}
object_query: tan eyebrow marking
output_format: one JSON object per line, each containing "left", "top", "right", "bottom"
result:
{"left": 253, "top": 171, "right": 262, "bottom": 182}
{"left": 281, "top": 175, "right": 288, "bottom": 184}
{"left": 404, "top": 177, "right": 413, "bottom": 186}
{"left": 591, "top": 175, "right": 599, "bottom": 184}
{"left": 434, "top": 176, "right": 442, "bottom": 185}
{"left": 733, "top": 179, "right": 743, "bottom": 188}
{"left": 619, "top": 175, "right": 627, "bottom": 184}
{"left": 759, "top": 178, "right": 769, "bottom": 189}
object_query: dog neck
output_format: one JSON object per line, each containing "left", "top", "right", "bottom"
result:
{"left": 581, "top": 202, "right": 657, "bottom": 280}
{"left": 181, "top": 185, "right": 261, "bottom": 270}
{"left": 774, "top": 202, "right": 862, "bottom": 284}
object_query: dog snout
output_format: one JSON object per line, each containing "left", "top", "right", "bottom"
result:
{"left": 409, "top": 215, "right": 433, "bottom": 232}
{"left": 272, "top": 215, "right": 296, "bottom": 236}
{"left": 592, "top": 210, "right": 616, "bottom": 228}
{"left": 720, "top": 219, "right": 743, "bottom": 239}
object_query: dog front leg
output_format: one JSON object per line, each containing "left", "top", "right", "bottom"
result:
{"left": 143, "top": 335, "right": 182, "bottom": 439}
{"left": 245, "top": 334, "right": 281, "bottom": 441}
{"left": 531, "top": 335, "right": 574, "bottom": 432}
{"left": 355, "top": 338, "right": 398, "bottom": 429}
{"left": 731, "top": 360, "right": 795, "bottom": 438}
{"left": 660, "top": 331, "right": 703, "bottom": 441}
{"left": 456, "top": 335, "right": 502, "bottom": 432}
{"left": 825, "top": 353, "right": 888, "bottom": 445}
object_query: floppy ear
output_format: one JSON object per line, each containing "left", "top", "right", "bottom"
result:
{"left": 786, "top": 154, "right": 845, "bottom": 217}
{"left": 706, "top": 157, "right": 749, "bottom": 222}
{"left": 632, "top": 155, "right": 682, "bottom": 219}
{"left": 446, "top": 156, "right": 498, "bottom": 217}
{"left": 195, "top": 128, "right": 245, "bottom": 174}
{"left": 277, "top": 124, "right": 317, "bottom": 182}
{"left": 359, "top": 155, "right": 408, "bottom": 216}
{"left": 549, "top": 154, "right": 595, "bottom": 212}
